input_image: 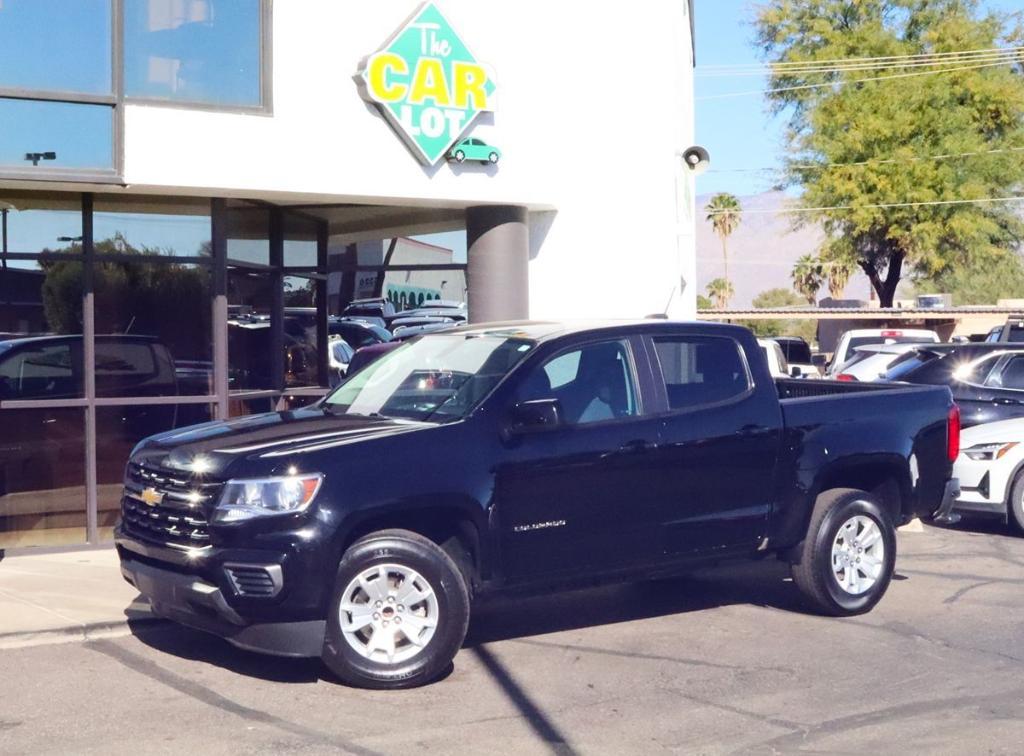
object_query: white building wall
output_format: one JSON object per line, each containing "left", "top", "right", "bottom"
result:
{"left": 122, "top": 0, "right": 697, "bottom": 320}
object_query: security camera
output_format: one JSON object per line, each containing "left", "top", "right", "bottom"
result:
{"left": 680, "top": 145, "right": 710, "bottom": 175}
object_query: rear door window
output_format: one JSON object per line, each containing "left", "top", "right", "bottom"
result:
{"left": 651, "top": 335, "right": 751, "bottom": 410}
{"left": 989, "top": 354, "right": 1024, "bottom": 389}
{"left": 0, "top": 342, "right": 78, "bottom": 399}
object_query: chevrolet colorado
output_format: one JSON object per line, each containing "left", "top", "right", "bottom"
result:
{"left": 116, "top": 321, "right": 959, "bottom": 688}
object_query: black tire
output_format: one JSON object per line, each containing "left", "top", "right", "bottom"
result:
{"left": 454, "top": 150, "right": 465, "bottom": 163}
{"left": 1008, "top": 472, "right": 1024, "bottom": 535}
{"left": 488, "top": 152, "right": 499, "bottom": 164}
{"left": 322, "top": 529, "right": 470, "bottom": 689}
{"left": 791, "top": 488, "right": 896, "bottom": 616}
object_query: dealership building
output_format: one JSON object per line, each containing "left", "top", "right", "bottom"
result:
{"left": 0, "top": 0, "right": 698, "bottom": 548}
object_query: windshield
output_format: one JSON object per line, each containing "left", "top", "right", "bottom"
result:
{"left": 323, "top": 332, "right": 536, "bottom": 421}
{"left": 883, "top": 351, "right": 940, "bottom": 382}
{"left": 777, "top": 340, "right": 811, "bottom": 363}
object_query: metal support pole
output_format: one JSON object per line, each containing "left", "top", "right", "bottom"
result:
{"left": 82, "top": 194, "right": 98, "bottom": 543}
{"left": 316, "top": 220, "right": 329, "bottom": 387}
{"left": 211, "top": 198, "right": 230, "bottom": 420}
{"left": 269, "top": 207, "right": 285, "bottom": 392}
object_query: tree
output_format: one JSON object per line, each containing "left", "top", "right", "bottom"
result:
{"left": 791, "top": 254, "right": 825, "bottom": 305}
{"left": 756, "top": 0, "right": 1024, "bottom": 306}
{"left": 696, "top": 294, "right": 714, "bottom": 310}
{"left": 706, "top": 277, "right": 735, "bottom": 309}
{"left": 825, "top": 258, "right": 854, "bottom": 299}
{"left": 705, "top": 193, "right": 742, "bottom": 287}
{"left": 913, "top": 250, "right": 1024, "bottom": 305}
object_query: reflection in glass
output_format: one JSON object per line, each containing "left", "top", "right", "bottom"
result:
{"left": 94, "top": 262, "right": 212, "bottom": 396}
{"left": 0, "top": 408, "right": 86, "bottom": 548}
{"left": 0, "top": 0, "right": 112, "bottom": 95}
{"left": 95, "top": 403, "right": 213, "bottom": 540}
{"left": 227, "top": 201, "right": 269, "bottom": 265}
{"left": 94, "top": 197, "right": 211, "bottom": 257}
{"left": 124, "top": 0, "right": 263, "bottom": 106}
{"left": 284, "top": 213, "right": 318, "bottom": 267}
{"left": 228, "top": 267, "right": 273, "bottom": 390}
{"left": 284, "top": 276, "right": 320, "bottom": 388}
{"left": 228, "top": 395, "right": 274, "bottom": 418}
{"left": 0, "top": 192, "right": 83, "bottom": 255}
{"left": 0, "top": 99, "right": 114, "bottom": 170}
{"left": 1, "top": 258, "right": 84, "bottom": 396}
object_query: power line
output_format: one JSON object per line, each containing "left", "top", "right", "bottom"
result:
{"left": 697, "top": 59, "right": 1022, "bottom": 101}
{"left": 704, "top": 195, "right": 1024, "bottom": 216}
{"left": 697, "top": 46, "right": 1024, "bottom": 72}
{"left": 696, "top": 49, "right": 1024, "bottom": 77}
{"left": 705, "top": 146, "right": 1024, "bottom": 174}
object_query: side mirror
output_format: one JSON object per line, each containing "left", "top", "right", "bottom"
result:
{"left": 811, "top": 354, "right": 828, "bottom": 368}
{"left": 506, "top": 399, "right": 563, "bottom": 436}
{"left": 790, "top": 366, "right": 802, "bottom": 378}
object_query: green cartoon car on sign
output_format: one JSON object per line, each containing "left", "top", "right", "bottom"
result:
{"left": 446, "top": 138, "right": 500, "bottom": 164}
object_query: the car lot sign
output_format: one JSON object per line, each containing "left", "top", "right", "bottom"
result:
{"left": 358, "top": 2, "right": 497, "bottom": 166}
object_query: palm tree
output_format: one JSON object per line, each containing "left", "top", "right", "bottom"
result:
{"left": 791, "top": 255, "right": 825, "bottom": 305}
{"left": 704, "top": 193, "right": 742, "bottom": 288}
{"left": 706, "top": 277, "right": 734, "bottom": 310}
{"left": 826, "top": 258, "right": 854, "bottom": 299}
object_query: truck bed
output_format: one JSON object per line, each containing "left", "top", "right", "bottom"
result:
{"left": 775, "top": 377, "right": 903, "bottom": 400}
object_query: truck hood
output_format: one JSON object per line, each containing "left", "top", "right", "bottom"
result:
{"left": 131, "top": 408, "right": 434, "bottom": 476}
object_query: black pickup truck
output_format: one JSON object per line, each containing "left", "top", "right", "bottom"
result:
{"left": 116, "top": 321, "right": 959, "bottom": 689}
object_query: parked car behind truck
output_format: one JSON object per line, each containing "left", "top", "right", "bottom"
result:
{"left": 116, "top": 321, "right": 959, "bottom": 689}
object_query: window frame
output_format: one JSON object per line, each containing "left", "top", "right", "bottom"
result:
{"left": 0, "top": 0, "right": 273, "bottom": 185}
{"left": 642, "top": 331, "right": 756, "bottom": 416}
{"left": 510, "top": 334, "right": 649, "bottom": 429}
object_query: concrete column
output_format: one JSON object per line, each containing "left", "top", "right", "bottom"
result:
{"left": 466, "top": 205, "right": 529, "bottom": 323}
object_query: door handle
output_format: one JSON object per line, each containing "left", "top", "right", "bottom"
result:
{"left": 617, "top": 439, "right": 656, "bottom": 454}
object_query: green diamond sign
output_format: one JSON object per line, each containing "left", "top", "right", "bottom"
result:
{"left": 358, "top": 2, "right": 498, "bottom": 166}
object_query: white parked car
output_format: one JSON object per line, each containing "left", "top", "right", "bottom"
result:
{"left": 832, "top": 343, "right": 923, "bottom": 382}
{"left": 953, "top": 417, "right": 1024, "bottom": 531}
{"left": 759, "top": 338, "right": 796, "bottom": 378}
{"left": 827, "top": 328, "right": 940, "bottom": 377}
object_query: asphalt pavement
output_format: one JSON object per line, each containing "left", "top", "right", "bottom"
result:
{"left": 1, "top": 519, "right": 1022, "bottom": 755}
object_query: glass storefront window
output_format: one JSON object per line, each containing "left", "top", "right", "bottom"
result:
{"left": 95, "top": 403, "right": 213, "bottom": 540}
{"left": 228, "top": 267, "right": 273, "bottom": 391}
{"left": 93, "top": 262, "right": 212, "bottom": 396}
{"left": 93, "top": 197, "right": 211, "bottom": 257}
{"left": 123, "top": 0, "right": 264, "bottom": 107}
{"left": 284, "top": 213, "right": 319, "bottom": 268}
{"left": 284, "top": 276, "right": 320, "bottom": 388}
{"left": 0, "top": 0, "right": 112, "bottom": 95}
{"left": 0, "top": 99, "right": 115, "bottom": 171}
{"left": 227, "top": 201, "right": 270, "bottom": 266}
{"left": 0, "top": 192, "right": 84, "bottom": 255}
{"left": 0, "top": 407, "right": 86, "bottom": 549}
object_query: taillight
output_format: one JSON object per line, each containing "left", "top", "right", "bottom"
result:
{"left": 948, "top": 405, "right": 961, "bottom": 462}
{"left": 836, "top": 373, "right": 857, "bottom": 382}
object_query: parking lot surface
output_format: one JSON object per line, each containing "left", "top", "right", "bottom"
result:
{"left": 1, "top": 520, "right": 1022, "bottom": 755}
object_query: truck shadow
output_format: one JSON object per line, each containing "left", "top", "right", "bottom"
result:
{"left": 126, "top": 559, "right": 810, "bottom": 684}
{"left": 464, "top": 559, "right": 805, "bottom": 647}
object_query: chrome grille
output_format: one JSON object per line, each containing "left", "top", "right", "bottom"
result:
{"left": 121, "top": 462, "right": 223, "bottom": 549}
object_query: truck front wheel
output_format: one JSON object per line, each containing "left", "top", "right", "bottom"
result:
{"left": 322, "top": 529, "right": 470, "bottom": 689}
{"left": 791, "top": 489, "right": 896, "bottom": 616}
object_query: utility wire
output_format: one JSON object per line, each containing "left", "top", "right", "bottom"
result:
{"left": 704, "top": 195, "right": 1024, "bottom": 216}
{"left": 697, "top": 59, "right": 1023, "bottom": 101}
{"left": 705, "top": 146, "right": 1024, "bottom": 174}
{"left": 697, "top": 46, "right": 1024, "bottom": 72}
{"left": 696, "top": 50, "right": 1024, "bottom": 77}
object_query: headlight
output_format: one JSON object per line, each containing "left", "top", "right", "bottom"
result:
{"left": 963, "top": 442, "right": 1018, "bottom": 461}
{"left": 214, "top": 474, "right": 323, "bottom": 523}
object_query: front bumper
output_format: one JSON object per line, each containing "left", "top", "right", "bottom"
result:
{"left": 121, "top": 556, "right": 325, "bottom": 658}
{"left": 931, "top": 478, "right": 962, "bottom": 524}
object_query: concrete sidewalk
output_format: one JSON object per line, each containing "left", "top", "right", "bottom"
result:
{"left": 0, "top": 547, "right": 157, "bottom": 649}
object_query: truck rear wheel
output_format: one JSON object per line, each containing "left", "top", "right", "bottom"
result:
{"left": 322, "top": 529, "right": 470, "bottom": 689}
{"left": 791, "top": 488, "right": 896, "bottom": 616}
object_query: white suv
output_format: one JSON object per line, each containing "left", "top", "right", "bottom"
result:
{"left": 828, "top": 329, "right": 940, "bottom": 378}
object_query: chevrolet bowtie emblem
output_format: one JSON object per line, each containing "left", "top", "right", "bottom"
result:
{"left": 140, "top": 487, "right": 164, "bottom": 507}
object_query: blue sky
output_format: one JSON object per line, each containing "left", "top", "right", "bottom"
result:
{"left": 694, "top": 0, "right": 1022, "bottom": 198}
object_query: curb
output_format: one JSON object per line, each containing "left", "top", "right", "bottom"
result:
{"left": 0, "top": 616, "right": 167, "bottom": 651}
